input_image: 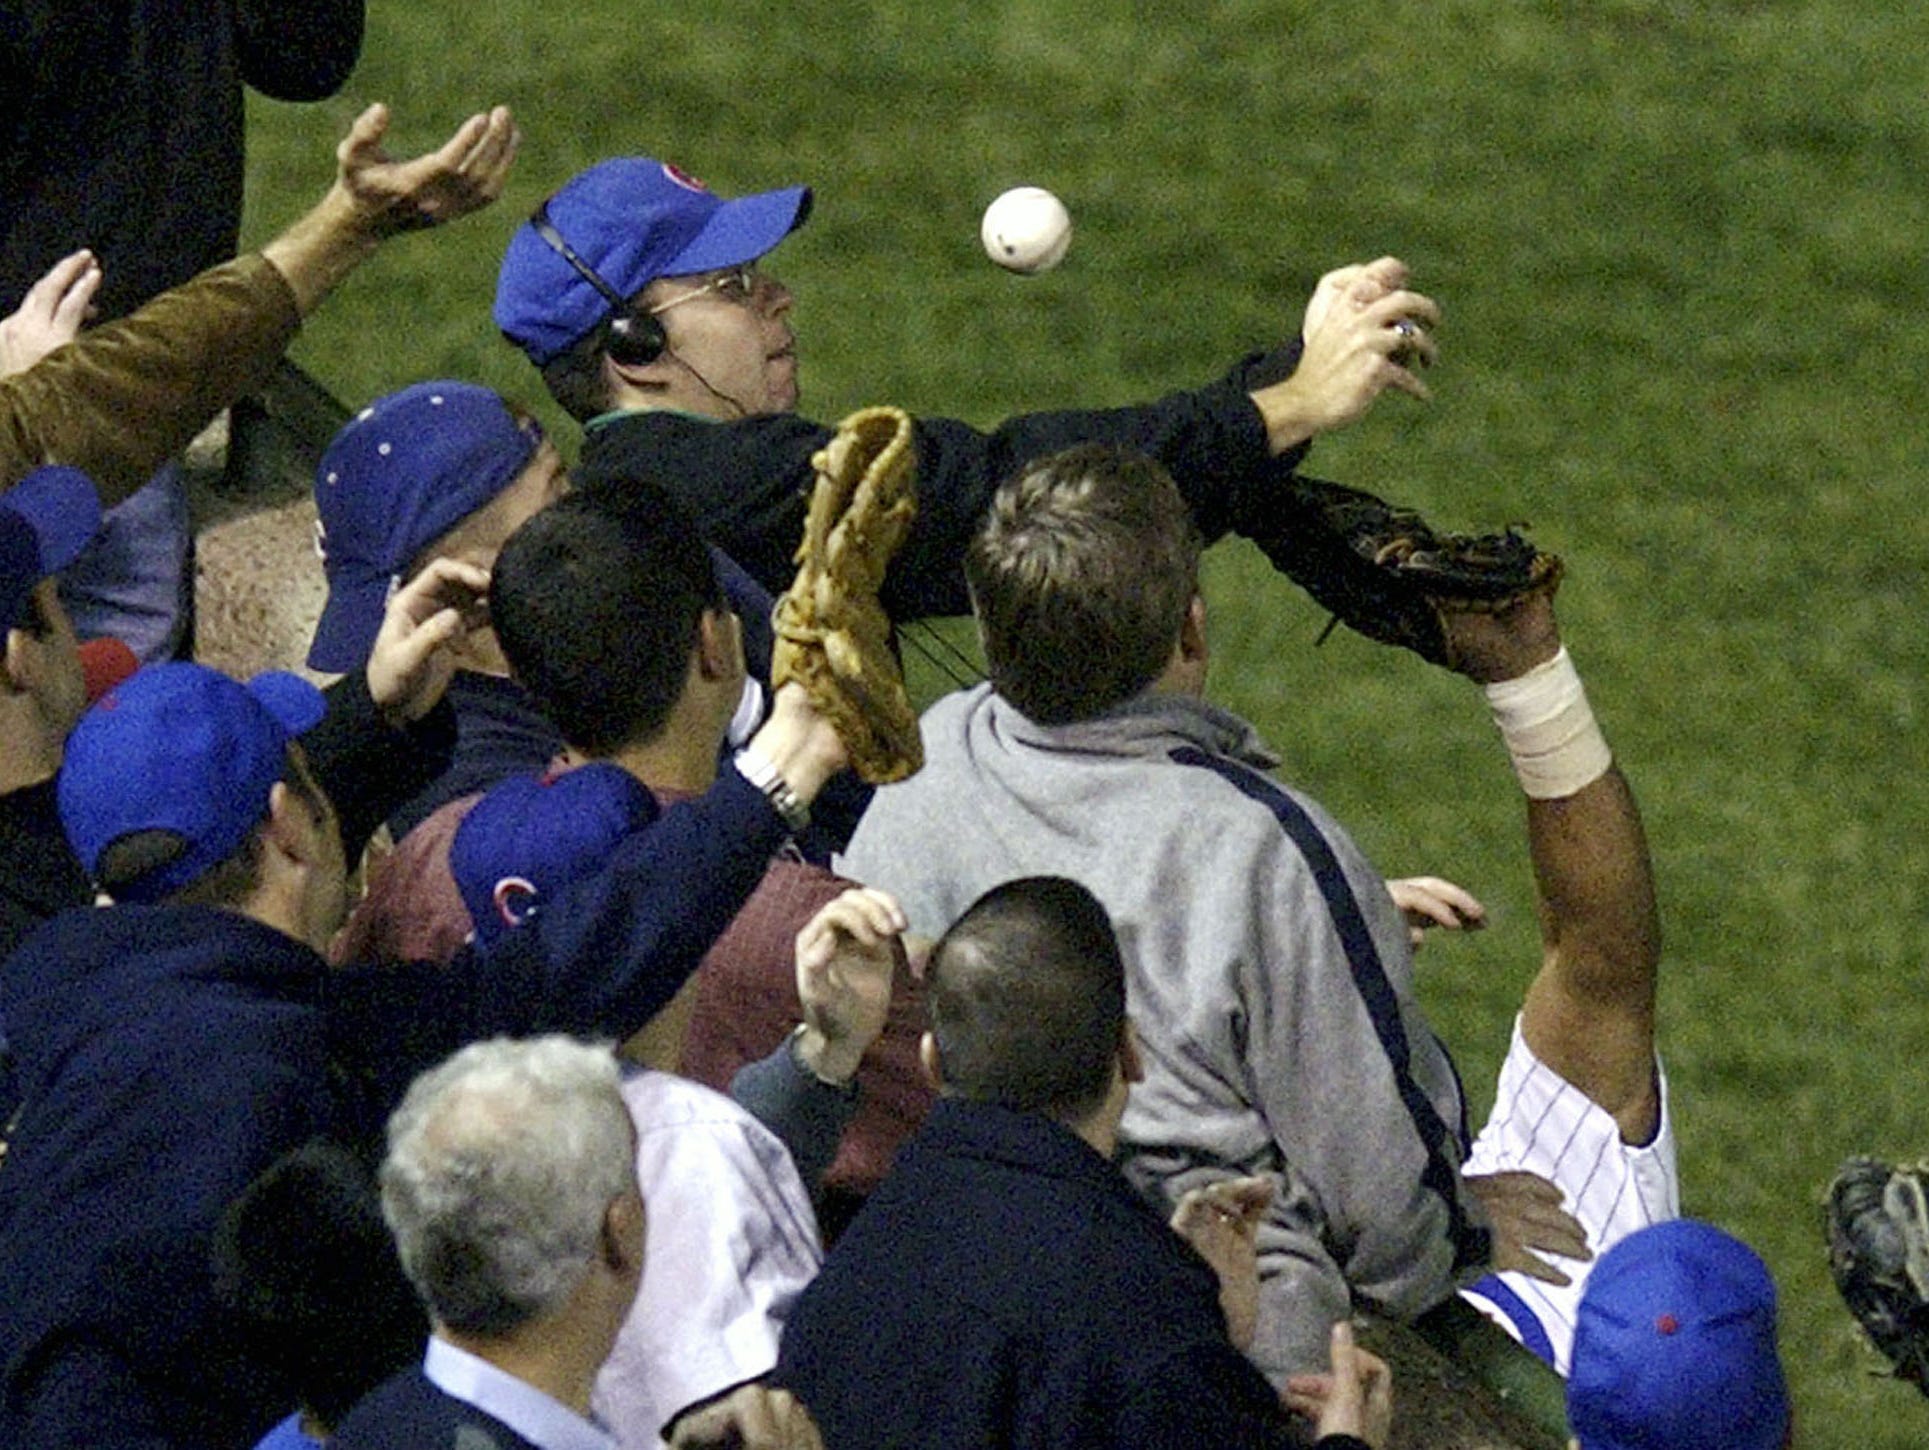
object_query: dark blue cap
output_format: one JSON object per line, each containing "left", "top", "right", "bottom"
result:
{"left": 309, "top": 382, "right": 543, "bottom": 673}
{"left": 59, "top": 663, "right": 327, "bottom": 902}
{"left": 450, "top": 763, "right": 657, "bottom": 948}
{"left": 495, "top": 158, "right": 810, "bottom": 366}
{"left": 1568, "top": 1219, "right": 1790, "bottom": 1450}
{"left": 0, "top": 466, "right": 102, "bottom": 631}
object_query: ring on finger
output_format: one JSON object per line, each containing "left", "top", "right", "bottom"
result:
{"left": 1390, "top": 317, "right": 1428, "bottom": 368}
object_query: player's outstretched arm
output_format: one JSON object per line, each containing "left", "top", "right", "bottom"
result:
{"left": 1443, "top": 593, "right": 1661, "bottom": 1145}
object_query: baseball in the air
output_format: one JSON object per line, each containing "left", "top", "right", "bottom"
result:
{"left": 981, "top": 187, "right": 1072, "bottom": 274}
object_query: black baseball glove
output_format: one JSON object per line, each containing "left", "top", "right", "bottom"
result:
{"left": 1239, "top": 476, "right": 1562, "bottom": 669}
{"left": 1826, "top": 1155, "right": 1929, "bottom": 1395}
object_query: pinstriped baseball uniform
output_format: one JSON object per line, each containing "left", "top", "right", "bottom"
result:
{"left": 1459, "top": 1017, "right": 1678, "bottom": 1376}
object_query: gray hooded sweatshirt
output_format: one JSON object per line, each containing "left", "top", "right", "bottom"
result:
{"left": 843, "top": 684, "right": 1490, "bottom": 1380}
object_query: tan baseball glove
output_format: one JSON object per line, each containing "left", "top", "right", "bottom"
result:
{"left": 772, "top": 405, "right": 924, "bottom": 784}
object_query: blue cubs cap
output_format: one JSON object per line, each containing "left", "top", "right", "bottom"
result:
{"left": 0, "top": 466, "right": 102, "bottom": 631}
{"left": 309, "top": 382, "right": 544, "bottom": 673}
{"left": 58, "top": 663, "right": 328, "bottom": 903}
{"left": 494, "top": 158, "right": 811, "bottom": 366}
{"left": 450, "top": 762, "right": 658, "bottom": 948}
{"left": 1568, "top": 1219, "right": 1790, "bottom": 1450}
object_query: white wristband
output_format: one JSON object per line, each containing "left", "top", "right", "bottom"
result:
{"left": 1482, "top": 647, "right": 1612, "bottom": 799}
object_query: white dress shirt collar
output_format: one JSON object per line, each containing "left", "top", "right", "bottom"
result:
{"left": 424, "top": 1336, "right": 616, "bottom": 1450}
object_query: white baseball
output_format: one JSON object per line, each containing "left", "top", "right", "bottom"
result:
{"left": 981, "top": 187, "right": 1072, "bottom": 275}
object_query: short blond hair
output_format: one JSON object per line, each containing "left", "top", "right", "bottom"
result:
{"left": 967, "top": 445, "right": 1200, "bottom": 724}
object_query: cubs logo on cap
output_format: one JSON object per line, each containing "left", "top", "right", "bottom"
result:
{"left": 491, "top": 876, "right": 539, "bottom": 932}
{"left": 660, "top": 162, "right": 710, "bottom": 194}
{"left": 450, "top": 763, "right": 660, "bottom": 949}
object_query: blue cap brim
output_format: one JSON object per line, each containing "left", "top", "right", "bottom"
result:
{"left": 306, "top": 573, "right": 393, "bottom": 674}
{"left": 662, "top": 185, "right": 813, "bottom": 276}
{"left": 5, "top": 465, "right": 103, "bottom": 575}
{"left": 1, "top": 467, "right": 104, "bottom": 632}
{"left": 249, "top": 671, "right": 327, "bottom": 736}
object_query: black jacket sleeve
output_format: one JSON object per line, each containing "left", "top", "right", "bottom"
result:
{"left": 303, "top": 673, "right": 458, "bottom": 867}
{"left": 577, "top": 342, "right": 1312, "bottom": 623}
{"left": 729, "top": 1034, "right": 859, "bottom": 1192}
{"left": 1117, "top": 1341, "right": 1317, "bottom": 1449}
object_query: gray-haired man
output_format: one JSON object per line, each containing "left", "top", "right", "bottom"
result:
{"left": 332, "top": 1036, "right": 821, "bottom": 1450}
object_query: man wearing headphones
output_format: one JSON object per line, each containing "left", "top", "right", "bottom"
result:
{"left": 494, "top": 159, "right": 1436, "bottom": 622}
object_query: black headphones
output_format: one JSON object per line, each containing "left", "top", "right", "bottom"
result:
{"left": 529, "top": 203, "right": 667, "bottom": 367}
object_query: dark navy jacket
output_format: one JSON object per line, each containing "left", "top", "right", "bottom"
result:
{"left": 773, "top": 1097, "right": 1316, "bottom": 1449}
{"left": 330, "top": 1369, "right": 543, "bottom": 1450}
{"left": 384, "top": 670, "right": 563, "bottom": 841}
{"left": 0, "top": 672, "right": 453, "bottom": 1129}
{"left": 0, "top": 766, "right": 786, "bottom": 1450}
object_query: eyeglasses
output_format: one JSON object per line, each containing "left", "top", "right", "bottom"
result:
{"left": 648, "top": 265, "right": 763, "bottom": 315}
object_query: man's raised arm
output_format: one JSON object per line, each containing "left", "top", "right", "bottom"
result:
{"left": 0, "top": 103, "right": 517, "bottom": 502}
{"left": 1445, "top": 592, "right": 1662, "bottom": 1144}
{"left": 260, "top": 102, "right": 518, "bottom": 312}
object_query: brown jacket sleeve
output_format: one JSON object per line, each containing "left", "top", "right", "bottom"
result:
{"left": 0, "top": 254, "right": 301, "bottom": 505}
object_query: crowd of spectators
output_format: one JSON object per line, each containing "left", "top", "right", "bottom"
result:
{"left": 0, "top": 63, "right": 1797, "bottom": 1450}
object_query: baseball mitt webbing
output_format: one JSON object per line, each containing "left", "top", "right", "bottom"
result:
{"left": 772, "top": 405, "right": 924, "bottom": 784}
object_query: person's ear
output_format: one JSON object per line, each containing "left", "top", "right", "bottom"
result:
{"left": 601, "top": 345, "right": 673, "bottom": 393}
{"left": 601, "top": 1190, "right": 646, "bottom": 1277}
{"left": 1179, "top": 594, "right": 1208, "bottom": 664}
{"left": 2, "top": 627, "right": 31, "bottom": 695}
{"left": 695, "top": 608, "right": 742, "bottom": 681}
{"left": 918, "top": 1032, "right": 945, "bottom": 1092}
{"left": 262, "top": 781, "right": 323, "bottom": 867}
{"left": 1119, "top": 1019, "right": 1145, "bottom": 1085}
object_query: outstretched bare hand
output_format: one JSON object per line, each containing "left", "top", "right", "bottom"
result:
{"left": 1386, "top": 876, "right": 1486, "bottom": 951}
{"left": 336, "top": 103, "right": 520, "bottom": 237}
{"left": 1251, "top": 256, "right": 1440, "bottom": 453}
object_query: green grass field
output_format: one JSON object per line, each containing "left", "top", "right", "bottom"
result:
{"left": 242, "top": 3, "right": 1928, "bottom": 1440}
